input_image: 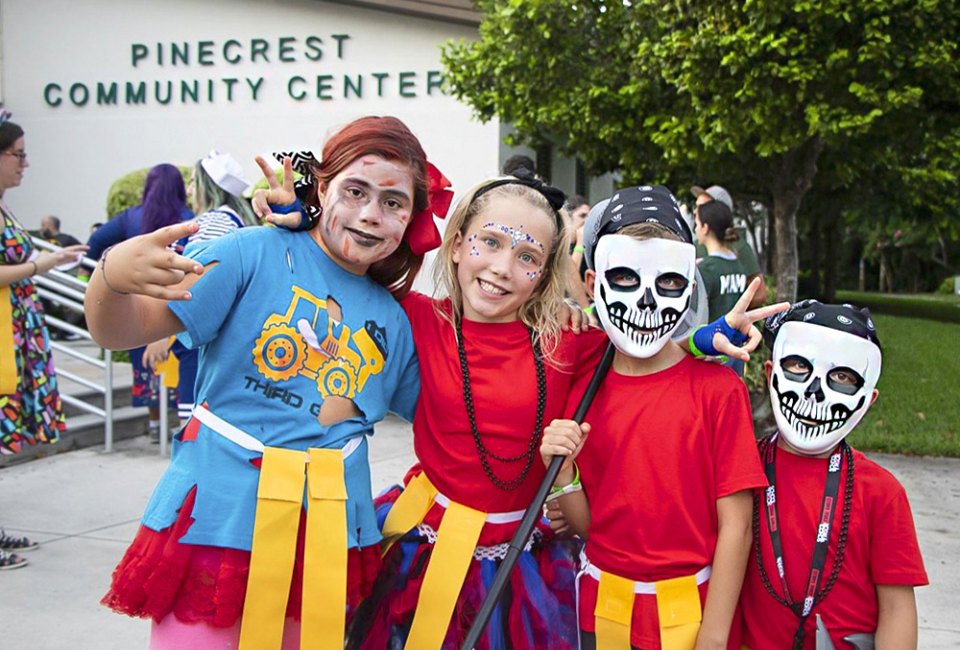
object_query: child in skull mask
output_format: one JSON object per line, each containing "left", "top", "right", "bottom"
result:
{"left": 739, "top": 301, "right": 927, "bottom": 649}
{"left": 541, "top": 185, "right": 782, "bottom": 650}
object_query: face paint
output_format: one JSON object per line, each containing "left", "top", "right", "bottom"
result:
{"left": 592, "top": 235, "right": 695, "bottom": 358}
{"left": 769, "top": 321, "right": 881, "bottom": 455}
{"left": 453, "top": 195, "right": 555, "bottom": 323}
{"left": 313, "top": 155, "right": 415, "bottom": 275}
{"left": 481, "top": 222, "right": 545, "bottom": 254}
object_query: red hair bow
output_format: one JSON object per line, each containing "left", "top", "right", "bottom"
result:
{"left": 404, "top": 162, "right": 454, "bottom": 255}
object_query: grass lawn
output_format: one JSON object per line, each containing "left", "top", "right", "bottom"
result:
{"left": 852, "top": 313, "right": 960, "bottom": 456}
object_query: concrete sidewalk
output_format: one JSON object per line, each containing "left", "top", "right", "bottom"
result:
{"left": 2, "top": 419, "right": 958, "bottom": 649}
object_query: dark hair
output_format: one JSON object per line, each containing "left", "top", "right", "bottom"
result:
{"left": 566, "top": 194, "right": 589, "bottom": 211}
{"left": 0, "top": 121, "right": 25, "bottom": 151}
{"left": 140, "top": 163, "right": 187, "bottom": 235}
{"left": 43, "top": 215, "right": 61, "bottom": 230}
{"left": 697, "top": 200, "right": 739, "bottom": 243}
{"left": 308, "top": 116, "right": 430, "bottom": 298}
{"left": 502, "top": 154, "right": 536, "bottom": 176}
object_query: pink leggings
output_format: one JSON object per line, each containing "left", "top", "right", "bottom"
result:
{"left": 150, "top": 616, "right": 302, "bottom": 650}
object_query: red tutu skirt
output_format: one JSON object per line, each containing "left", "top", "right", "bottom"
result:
{"left": 102, "top": 486, "right": 381, "bottom": 627}
{"left": 347, "top": 481, "right": 581, "bottom": 650}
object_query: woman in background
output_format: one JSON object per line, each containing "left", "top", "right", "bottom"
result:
{"left": 0, "top": 119, "right": 87, "bottom": 569}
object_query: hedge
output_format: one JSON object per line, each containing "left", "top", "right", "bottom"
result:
{"left": 835, "top": 290, "right": 960, "bottom": 324}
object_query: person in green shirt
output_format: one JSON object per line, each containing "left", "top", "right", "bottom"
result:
{"left": 695, "top": 199, "right": 750, "bottom": 376}
{"left": 692, "top": 184, "right": 768, "bottom": 308}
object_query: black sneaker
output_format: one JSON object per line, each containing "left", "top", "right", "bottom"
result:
{"left": 0, "top": 530, "right": 38, "bottom": 552}
{"left": 0, "top": 550, "right": 28, "bottom": 570}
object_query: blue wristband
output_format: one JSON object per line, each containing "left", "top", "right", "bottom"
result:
{"left": 268, "top": 198, "right": 303, "bottom": 215}
{"left": 691, "top": 316, "right": 749, "bottom": 356}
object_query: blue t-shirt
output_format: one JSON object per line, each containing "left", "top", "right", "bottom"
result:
{"left": 141, "top": 226, "right": 420, "bottom": 551}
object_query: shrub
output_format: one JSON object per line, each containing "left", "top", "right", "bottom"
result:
{"left": 938, "top": 276, "right": 958, "bottom": 295}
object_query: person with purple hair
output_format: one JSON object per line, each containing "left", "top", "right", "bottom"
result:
{"left": 86, "top": 163, "right": 193, "bottom": 440}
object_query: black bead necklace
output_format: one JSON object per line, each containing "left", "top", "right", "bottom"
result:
{"left": 455, "top": 317, "right": 547, "bottom": 492}
{"left": 752, "top": 435, "right": 855, "bottom": 649}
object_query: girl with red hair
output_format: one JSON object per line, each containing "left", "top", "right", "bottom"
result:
{"left": 85, "top": 116, "right": 448, "bottom": 649}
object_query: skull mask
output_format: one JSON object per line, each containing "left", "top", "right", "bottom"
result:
{"left": 770, "top": 321, "right": 881, "bottom": 455}
{"left": 592, "top": 234, "right": 696, "bottom": 358}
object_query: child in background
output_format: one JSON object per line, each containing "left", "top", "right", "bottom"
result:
{"left": 739, "top": 301, "right": 927, "bottom": 649}
{"left": 86, "top": 164, "right": 194, "bottom": 441}
{"left": 141, "top": 150, "right": 258, "bottom": 426}
{"left": 541, "top": 185, "right": 778, "bottom": 650}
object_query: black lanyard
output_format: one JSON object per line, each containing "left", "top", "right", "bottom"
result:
{"left": 761, "top": 434, "right": 848, "bottom": 650}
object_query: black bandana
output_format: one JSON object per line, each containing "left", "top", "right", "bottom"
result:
{"left": 473, "top": 167, "right": 566, "bottom": 213}
{"left": 763, "top": 299, "right": 881, "bottom": 351}
{"left": 585, "top": 185, "right": 692, "bottom": 270}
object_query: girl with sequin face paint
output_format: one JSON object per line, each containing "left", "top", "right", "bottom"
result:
{"left": 451, "top": 189, "right": 558, "bottom": 323}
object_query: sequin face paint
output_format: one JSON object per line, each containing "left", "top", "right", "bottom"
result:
{"left": 453, "top": 195, "right": 555, "bottom": 323}
{"left": 312, "top": 154, "right": 415, "bottom": 275}
{"left": 480, "top": 222, "right": 546, "bottom": 254}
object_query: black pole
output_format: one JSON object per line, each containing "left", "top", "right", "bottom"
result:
{"left": 460, "top": 342, "right": 616, "bottom": 650}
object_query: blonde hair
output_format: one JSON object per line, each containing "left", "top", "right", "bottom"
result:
{"left": 616, "top": 222, "right": 683, "bottom": 242}
{"left": 433, "top": 178, "right": 572, "bottom": 358}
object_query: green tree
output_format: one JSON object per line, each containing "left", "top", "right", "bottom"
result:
{"left": 443, "top": 0, "right": 960, "bottom": 301}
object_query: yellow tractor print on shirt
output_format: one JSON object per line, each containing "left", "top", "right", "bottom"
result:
{"left": 252, "top": 285, "right": 387, "bottom": 399}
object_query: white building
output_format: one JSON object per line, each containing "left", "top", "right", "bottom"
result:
{"left": 0, "top": 0, "right": 612, "bottom": 246}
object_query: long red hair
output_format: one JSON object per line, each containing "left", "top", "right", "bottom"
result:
{"left": 309, "top": 116, "right": 429, "bottom": 297}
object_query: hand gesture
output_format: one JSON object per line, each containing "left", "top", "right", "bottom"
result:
{"left": 35, "top": 244, "right": 89, "bottom": 274}
{"left": 716, "top": 277, "right": 790, "bottom": 361}
{"left": 99, "top": 222, "right": 203, "bottom": 300}
{"left": 251, "top": 155, "right": 302, "bottom": 227}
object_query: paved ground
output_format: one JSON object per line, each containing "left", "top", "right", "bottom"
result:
{"left": 1, "top": 418, "right": 958, "bottom": 649}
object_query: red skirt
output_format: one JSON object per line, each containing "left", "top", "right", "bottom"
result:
{"left": 102, "top": 486, "right": 381, "bottom": 627}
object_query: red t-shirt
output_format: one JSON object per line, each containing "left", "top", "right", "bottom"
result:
{"left": 402, "top": 292, "right": 607, "bottom": 513}
{"left": 740, "top": 445, "right": 928, "bottom": 649}
{"left": 573, "top": 355, "right": 767, "bottom": 649}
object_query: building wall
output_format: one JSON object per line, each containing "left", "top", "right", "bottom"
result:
{"left": 0, "top": 0, "right": 499, "bottom": 244}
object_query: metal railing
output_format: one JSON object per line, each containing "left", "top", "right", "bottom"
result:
{"left": 29, "top": 237, "right": 118, "bottom": 451}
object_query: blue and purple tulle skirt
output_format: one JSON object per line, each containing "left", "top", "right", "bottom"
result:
{"left": 347, "top": 479, "right": 581, "bottom": 650}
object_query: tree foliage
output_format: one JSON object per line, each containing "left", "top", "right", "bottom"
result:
{"left": 443, "top": 0, "right": 960, "bottom": 300}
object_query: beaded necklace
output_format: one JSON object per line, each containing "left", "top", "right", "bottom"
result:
{"left": 455, "top": 317, "right": 547, "bottom": 492}
{"left": 752, "top": 434, "right": 854, "bottom": 650}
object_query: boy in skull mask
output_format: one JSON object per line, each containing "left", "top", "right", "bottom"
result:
{"left": 541, "top": 185, "right": 780, "bottom": 650}
{"left": 739, "top": 301, "right": 927, "bottom": 649}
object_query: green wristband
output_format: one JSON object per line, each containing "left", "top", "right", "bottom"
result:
{"left": 688, "top": 326, "right": 708, "bottom": 357}
{"left": 548, "top": 462, "right": 582, "bottom": 501}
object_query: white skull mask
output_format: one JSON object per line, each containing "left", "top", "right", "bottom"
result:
{"left": 770, "top": 321, "right": 882, "bottom": 455}
{"left": 593, "top": 235, "right": 696, "bottom": 358}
